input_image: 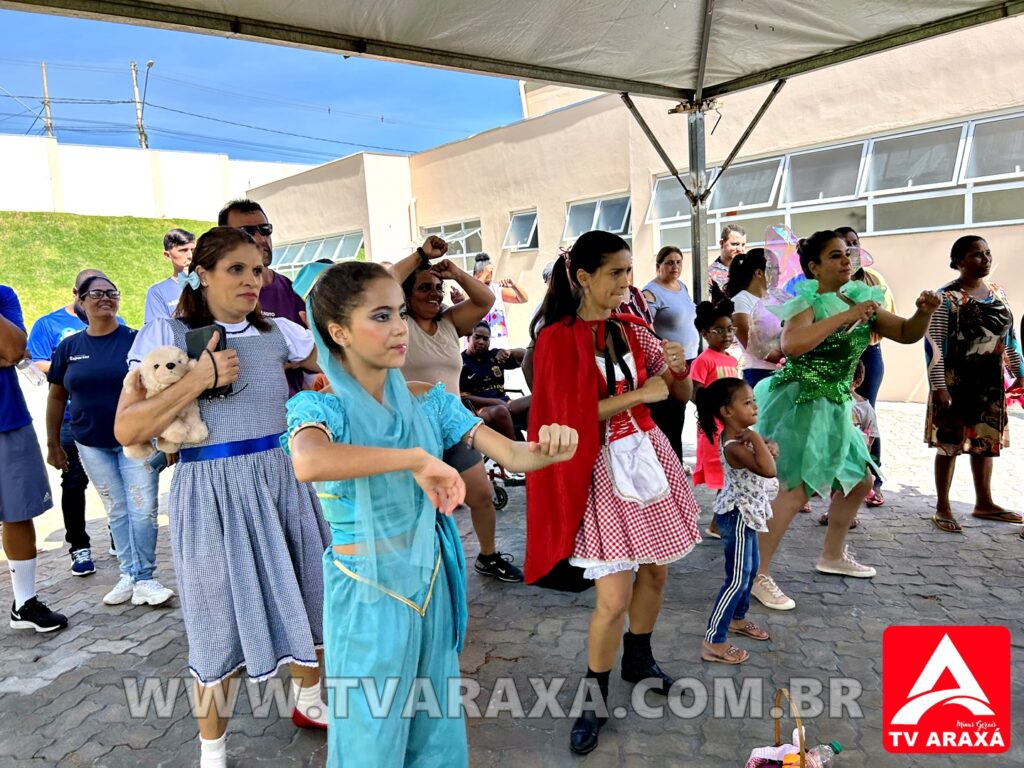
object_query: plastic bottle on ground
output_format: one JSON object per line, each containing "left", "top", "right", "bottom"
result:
{"left": 805, "top": 740, "right": 843, "bottom": 768}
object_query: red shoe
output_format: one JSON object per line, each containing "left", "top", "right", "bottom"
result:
{"left": 865, "top": 489, "right": 885, "bottom": 507}
{"left": 292, "top": 706, "right": 327, "bottom": 730}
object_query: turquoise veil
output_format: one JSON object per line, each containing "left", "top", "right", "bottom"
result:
{"left": 292, "top": 261, "right": 442, "bottom": 606}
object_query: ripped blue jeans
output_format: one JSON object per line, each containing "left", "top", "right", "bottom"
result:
{"left": 76, "top": 444, "right": 159, "bottom": 581}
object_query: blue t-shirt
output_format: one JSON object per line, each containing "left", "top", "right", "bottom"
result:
{"left": 144, "top": 277, "right": 182, "bottom": 325}
{"left": 29, "top": 307, "right": 86, "bottom": 422}
{"left": 0, "top": 286, "right": 31, "bottom": 434}
{"left": 48, "top": 324, "right": 137, "bottom": 448}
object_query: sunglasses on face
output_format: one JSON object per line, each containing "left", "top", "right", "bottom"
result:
{"left": 83, "top": 289, "right": 120, "bottom": 300}
{"left": 238, "top": 223, "right": 273, "bottom": 237}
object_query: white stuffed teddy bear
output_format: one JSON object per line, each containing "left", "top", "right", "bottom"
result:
{"left": 122, "top": 346, "right": 209, "bottom": 460}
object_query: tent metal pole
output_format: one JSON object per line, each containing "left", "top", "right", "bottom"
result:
{"left": 693, "top": 0, "right": 716, "bottom": 104}
{"left": 688, "top": 107, "right": 709, "bottom": 305}
{"left": 620, "top": 93, "right": 694, "bottom": 203}
{"left": 703, "top": 79, "right": 786, "bottom": 201}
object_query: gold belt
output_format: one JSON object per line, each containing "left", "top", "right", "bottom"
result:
{"left": 332, "top": 552, "right": 441, "bottom": 617}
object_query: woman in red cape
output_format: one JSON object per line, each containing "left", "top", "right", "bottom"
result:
{"left": 526, "top": 231, "right": 701, "bottom": 755}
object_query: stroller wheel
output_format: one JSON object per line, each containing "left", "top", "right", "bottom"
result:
{"left": 492, "top": 483, "right": 508, "bottom": 510}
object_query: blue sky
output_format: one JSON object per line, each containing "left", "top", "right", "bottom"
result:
{"left": 0, "top": 8, "right": 524, "bottom": 165}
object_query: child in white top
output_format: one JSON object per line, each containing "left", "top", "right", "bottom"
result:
{"left": 695, "top": 378, "right": 777, "bottom": 665}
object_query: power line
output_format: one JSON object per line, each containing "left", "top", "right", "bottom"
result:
{"left": 145, "top": 103, "right": 414, "bottom": 153}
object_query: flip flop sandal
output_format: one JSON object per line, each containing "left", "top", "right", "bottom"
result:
{"left": 970, "top": 510, "right": 1024, "bottom": 523}
{"left": 866, "top": 489, "right": 885, "bottom": 507}
{"left": 702, "top": 645, "right": 749, "bottom": 665}
{"left": 818, "top": 513, "right": 858, "bottom": 529}
{"left": 799, "top": 502, "right": 812, "bottom": 513}
{"left": 931, "top": 515, "right": 963, "bottom": 533}
{"left": 704, "top": 527, "right": 721, "bottom": 540}
{"left": 730, "top": 621, "right": 770, "bottom": 641}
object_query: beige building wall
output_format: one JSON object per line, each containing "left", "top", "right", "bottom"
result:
{"left": 255, "top": 17, "right": 1024, "bottom": 402}
{"left": 249, "top": 153, "right": 374, "bottom": 246}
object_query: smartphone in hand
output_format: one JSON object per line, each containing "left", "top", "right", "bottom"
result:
{"left": 184, "top": 324, "right": 233, "bottom": 399}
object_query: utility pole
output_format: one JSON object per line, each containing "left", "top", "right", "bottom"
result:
{"left": 130, "top": 59, "right": 149, "bottom": 149}
{"left": 40, "top": 61, "right": 54, "bottom": 138}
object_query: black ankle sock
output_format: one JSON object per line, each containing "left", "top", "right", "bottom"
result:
{"left": 624, "top": 630, "right": 653, "bottom": 651}
{"left": 585, "top": 667, "right": 611, "bottom": 701}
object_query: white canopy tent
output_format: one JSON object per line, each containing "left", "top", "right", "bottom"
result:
{"left": 7, "top": 0, "right": 1023, "bottom": 293}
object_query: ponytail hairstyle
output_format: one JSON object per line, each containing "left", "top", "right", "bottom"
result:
{"left": 307, "top": 261, "right": 393, "bottom": 356}
{"left": 797, "top": 229, "right": 840, "bottom": 279}
{"left": 176, "top": 226, "right": 271, "bottom": 331}
{"left": 530, "top": 230, "right": 630, "bottom": 341}
{"left": 694, "top": 299, "right": 734, "bottom": 333}
{"left": 695, "top": 377, "right": 748, "bottom": 443}
{"left": 725, "top": 248, "right": 768, "bottom": 298}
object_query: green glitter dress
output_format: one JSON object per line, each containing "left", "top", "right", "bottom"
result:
{"left": 753, "top": 279, "right": 886, "bottom": 496}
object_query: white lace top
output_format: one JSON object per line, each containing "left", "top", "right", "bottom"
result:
{"left": 713, "top": 437, "right": 774, "bottom": 532}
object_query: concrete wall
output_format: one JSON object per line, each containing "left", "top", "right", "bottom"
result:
{"left": 363, "top": 153, "right": 415, "bottom": 260}
{"left": 0, "top": 135, "right": 311, "bottom": 220}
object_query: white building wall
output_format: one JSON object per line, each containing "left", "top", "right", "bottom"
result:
{"left": 362, "top": 154, "right": 414, "bottom": 261}
{"left": 0, "top": 135, "right": 313, "bottom": 220}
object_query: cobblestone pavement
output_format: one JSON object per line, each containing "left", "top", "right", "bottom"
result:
{"left": 2, "top": 388, "right": 1022, "bottom": 767}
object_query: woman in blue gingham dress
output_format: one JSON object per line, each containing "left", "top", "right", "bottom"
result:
{"left": 116, "top": 227, "right": 329, "bottom": 768}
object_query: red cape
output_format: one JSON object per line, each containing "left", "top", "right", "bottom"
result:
{"left": 525, "top": 313, "right": 657, "bottom": 585}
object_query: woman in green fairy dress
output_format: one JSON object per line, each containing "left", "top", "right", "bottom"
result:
{"left": 748, "top": 230, "right": 941, "bottom": 612}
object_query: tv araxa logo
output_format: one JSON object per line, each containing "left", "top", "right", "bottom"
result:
{"left": 883, "top": 626, "right": 1010, "bottom": 753}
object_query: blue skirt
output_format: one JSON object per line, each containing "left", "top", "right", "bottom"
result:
{"left": 169, "top": 446, "right": 329, "bottom": 684}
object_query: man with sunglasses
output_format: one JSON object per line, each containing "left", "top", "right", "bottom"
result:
{"left": 218, "top": 199, "right": 307, "bottom": 394}
{"left": 28, "top": 270, "right": 124, "bottom": 576}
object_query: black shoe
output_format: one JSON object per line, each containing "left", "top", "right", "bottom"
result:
{"left": 621, "top": 631, "right": 675, "bottom": 695}
{"left": 10, "top": 597, "right": 68, "bottom": 633}
{"left": 474, "top": 552, "right": 524, "bottom": 583}
{"left": 569, "top": 709, "right": 605, "bottom": 755}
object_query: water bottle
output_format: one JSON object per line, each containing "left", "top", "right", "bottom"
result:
{"left": 15, "top": 358, "right": 46, "bottom": 386}
{"left": 805, "top": 740, "right": 843, "bottom": 768}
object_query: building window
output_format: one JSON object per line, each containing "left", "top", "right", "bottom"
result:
{"left": 422, "top": 219, "right": 483, "bottom": 273}
{"left": 708, "top": 157, "right": 783, "bottom": 213}
{"left": 782, "top": 143, "right": 865, "bottom": 205}
{"left": 970, "top": 185, "right": 1024, "bottom": 224}
{"left": 273, "top": 231, "right": 364, "bottom": 279}
{"left": 962, "top": 115, "right": 1024, "bottom": 183}
{"left": 863, "top": 125, "right": 964, "bottom": 195}
{"left": 502, "top": 210, "right": 539, "bottom": 251}
{"left": 872, "top": 192, "right": 965, "bottom": 233}
{"left": 646, "top": 176, "right": 690, "bottom": 223}
{"left": 790, "top": 205, "right": 867, "bottom": 237}
{"left": 563, "top": 195, "right": 630, "bottom": 241}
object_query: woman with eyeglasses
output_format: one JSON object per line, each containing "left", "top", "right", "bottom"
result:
{"left": 45, "top": 275, "right": 173, "bottom": 609}
{"left": 393, "top": 239, "right": 526, "bottom": 583}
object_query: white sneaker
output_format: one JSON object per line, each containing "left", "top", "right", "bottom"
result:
{"left": 132, "top": 579, "right": 175, "bottom": 606}
{"left": 103, "top": 575, "right": 135, "bottom": 605}
{"left": 816, "top": 547, "right": 876, "bottom": 578}
{"left": 750, "top": 574, "right": 796, "bottom": 611}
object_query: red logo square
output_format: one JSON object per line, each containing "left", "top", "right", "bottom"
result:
{"left": 883, "top": 625, "right": 1010, "bottom": 754}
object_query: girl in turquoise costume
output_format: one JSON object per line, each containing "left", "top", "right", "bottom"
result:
{"left": 283, "top": 261, "right": 578, "bottom": 768}
{"left": 750, "top": 231, "right": 940, "bottom": 612}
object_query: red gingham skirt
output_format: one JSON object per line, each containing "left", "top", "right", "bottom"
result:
{"left": 571, "top": 427, "right": 701, "bottom": 566}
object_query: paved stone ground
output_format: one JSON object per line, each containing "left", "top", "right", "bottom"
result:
{"left": 2, "top": 383, "right": 1022, "bottom": 767}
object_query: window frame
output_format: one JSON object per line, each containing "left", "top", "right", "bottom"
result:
{"left": 959, "top": 113, "right": 1024, "bottom": 184}
{"left": 502, "top": 210, "right": 539, "bottom": 252}
{"left": 645, "top": 175, "right": 692, "bottom": 224}
{"left": 866, "top": 187, "right": 967, "bottom": 236}
{"left": 706, "top": 157, "right": 784, "bottom": 214}
{"left": 780, "top": 141, "right": 868, "bottom": 207}
{"left": 562, "top": 193, "right": 631, "bottom": 242}
{"left": 860, "top": 123, "right": 968, "bottom": 198}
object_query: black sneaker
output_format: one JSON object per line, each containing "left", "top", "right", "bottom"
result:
{"left": 10, "top": 597, "right": 68, "bottom": 633}
{"left": 474, "top": 552, "right": 524, "bottom": 583}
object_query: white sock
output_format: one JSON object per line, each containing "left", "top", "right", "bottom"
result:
{"left": 8, "top": 558, "right": 37, "bottom": 611}
{"left": 199, "top": 733, "right": 227, "bottom": 768}
{"left": 292, "top": 679, "right": 327, "bottom": 724}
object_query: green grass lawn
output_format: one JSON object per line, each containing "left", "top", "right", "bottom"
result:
{"left": 0, "top": 211, "right": 215, "bottom": 328}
